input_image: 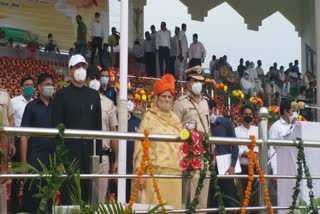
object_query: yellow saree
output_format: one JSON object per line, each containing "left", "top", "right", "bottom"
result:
{"left": 133, "top": 107, "right": 183, "bottom": 208}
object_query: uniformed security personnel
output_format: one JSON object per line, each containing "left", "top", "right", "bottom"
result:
{"left": 0, "top": 88, "right": 15, "bottom": 213}
{"left": 52, "top": 55, "right": 102, "bottom": 204}
{"left": 173, "top": 65, "right": 210, "bottom": 211}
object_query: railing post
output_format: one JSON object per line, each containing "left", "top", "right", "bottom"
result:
{"left": 90, "top": 139, "right": 99, "bottom": 204}
{"left": 182, "top": 171, "right": 191, "bottom": 209}
{"left": 258, "top": 107, "right": 269, "bottom": 213}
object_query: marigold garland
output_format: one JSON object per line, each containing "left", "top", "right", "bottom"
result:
{"left": 240, "top": 135, "right": 274, "bottom": 214}
{"left": 126, "top": 129, "right": 166, "bottom": 213}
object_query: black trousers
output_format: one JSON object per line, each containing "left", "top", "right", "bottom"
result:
{"left": 169, "top": 56, "right": 176, "bottom": 75}
{"left": 158, "top": 46, "right": 170, "bottom": 76}
{"left": 144, "top": 52, "right": 156, "bottom": 77}
{"left": 207, "top": 166, "right": 238, "bottom": 213}
{"left": 91, "top": 37, "right": 103, "bottom": 67}
{"left": 189, "top": 58, "right": 202, "bottom": 67}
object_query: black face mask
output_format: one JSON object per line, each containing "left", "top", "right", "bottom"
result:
{"left": 243, "top": 116, "right": 253, "bottom": 123}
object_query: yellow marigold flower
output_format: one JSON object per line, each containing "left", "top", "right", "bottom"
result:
{"left": 223, "top": 85, "right": 228, "bottom": 91}
{"left": 268, "top": 106, "right": 272, "bottom": 112}
{"left": 249, "top": 97, "right": 254, "bottom": 102}
{"left": 140, "top": 89, "right": 145, "bottom": 95}
{"left": 240, "top": 92, "right": 245, "bottom": 99}
{"left": 142, "top": 94, "right": 147, "bottom": 101}
{"left": 135, "top": 93, "right": 141, "bottom": 100}
{"left": 179, "top": 129, "right": 190, "bottom": 140}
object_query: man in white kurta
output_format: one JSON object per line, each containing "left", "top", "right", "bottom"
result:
{"left": 269, "top": 100, "right": 297, "bottom": 214}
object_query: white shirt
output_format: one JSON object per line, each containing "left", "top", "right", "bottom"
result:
{"left": 189, "top": 42, "right": 206, "bottom": 60}
{"left": 91, "top": 21, "right": 106, "bottom": 38}
{"left": 255, "top": 66, "right": 264, "bottom": 78}
{"left": 143, "top": 39, "right": 155, "bottom": 53}
{"left": 269, "top": 117, "right": 293, "bottom": 174}
{"left": 11, "top": 94, "right": 33, "bottom": 127}
{"left": 156, "top": 29, "right": 171, "bottom": 50}
{"left": 178, "top": 30, "right": 188, "bottom": 53}
{"left": 235, "top": 125, "right": 259, "bottom": 165}
{"left": 170, "top": 36, "right": 178, "bottom": 56}
{"left": 240, "top": 77, "right": 253, "bottom": 94}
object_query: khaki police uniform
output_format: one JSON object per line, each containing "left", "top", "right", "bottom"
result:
{"left": 173, "top": 94, "right": 210, "bottom": 134}
{"left": 0, "top": 89, "right": 14, "bottom": 213}
{"left": 172, "top": 66, "right": 211, "bottom": 211}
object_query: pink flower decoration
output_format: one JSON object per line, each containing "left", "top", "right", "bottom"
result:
{"left": 191, "top": 130, "right": 199, "bottom": 144}
{"left": 198, "top": 132, "right": 204, "bottom": 143}
{"left": 192, "top": 143, "right": 205, "bottom": 155}
{"left": 179, "top": 143, "right": 189, "bottom": 157}
{"left": 190, "top": 157, "right": 202, "bottom": 170}
{"left": 179, "top": 159, "right": 189, "bottom": 171}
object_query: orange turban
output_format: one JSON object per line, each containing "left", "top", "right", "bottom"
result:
{"left": 153, "top": 74, "right": 176, "bottom": 96}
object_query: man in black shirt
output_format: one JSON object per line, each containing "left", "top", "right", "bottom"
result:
{"left": 52, "top": 54, "right": 102, "bottom": 203}
{"left": 20, "top": 73, "right": 55, "bottom": 213}
{"left": 99, "top": 67, "right": 117, "bottom": 106}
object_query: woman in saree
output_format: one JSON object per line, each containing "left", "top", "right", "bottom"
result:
{"left": 133, "top": 74, "right": 183, "bottom": 209}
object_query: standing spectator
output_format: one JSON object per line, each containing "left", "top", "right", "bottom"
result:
{"left": 20, "top": 73, "right": 55, "bottom": 213}
{"left": 209, "top": 55, "right": 217, "bottom": 77}
{"left": 143, "top": 31, "right": 156, "bottom": 77}
{"left": 132, "top": 40, "right": 144, "bottom": 72}
{"left": 285, "top": 62, "right": 294, "bottom": 73}
{"left": 90, "top": 12, "right": 106, "bottom": 67}
{"left": 75, "top": 15, "right": 87, "bottom": 57}
{"left": 150, "top": 25, "right": 159, "bottom": 76}
{"left": 237, "top": 58, "right": 246, "bottom": 78}
{"left": 52, "top": 54, "right": 102, "bottom": 204}
{"left": 188, "top": 33, "right": 206, "bottom": 67}
{"left": 0, "top": 88, "right": 15, "bottom": 213}
{"left": 156, "top": 21, "right": 171, "bottom": 76}
{"left": 255, "top": 60, "right": 264, "bottom": 90}
{"left": 99, "top": 68, "right": 117, "bottom": 106}
{"left": 10, "top": 76, "right": 34, "bottom": 213}
{"left": 0, "top": 31, "right": 9, "bottom": 47}
{"left": 293, "top": 59, "right": 300, "bottom": 74}
{"left": 87, "top": 66, "right": 118, "bottom": 203}
{"left": 177, "top": 23, "right": 188, "bottom": 80}
{"left": 207, "top": 99, "right": 239, "bottom": 212}
{"left": 126, "top": 90, "right": 141, "bottom": 202}
{"left": 150, "top": 25, "right": 157, "bottom": 41}
{"left": 102, "top": 43, "right": 111, "bottom": 68}
{"left": 44, "top": 33, "right": 60, "bottom": 54}
{"left": 108, "top": 27, "right": 120, "bottom": 67}
{"left": 173, "top": 66, "right": 210, "bottom": 209}
{"left": 169, "top": 27, "right": 179, "bottom": 76}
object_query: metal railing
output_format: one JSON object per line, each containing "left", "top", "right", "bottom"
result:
{"left": 1, "top": 107, "right": 320, "bottom": 213}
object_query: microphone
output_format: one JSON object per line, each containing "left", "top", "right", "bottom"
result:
{"left": 297, "top": 102, "right": 320, "bottom": 110}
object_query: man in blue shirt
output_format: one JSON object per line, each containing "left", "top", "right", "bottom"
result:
{"left": 20, "top": 73, "right": 55, "bottom": 213}
{"left": 207, "top": 99, "right": 239, "bottom": 211}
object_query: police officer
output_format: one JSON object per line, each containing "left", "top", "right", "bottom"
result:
{"left": 173, "top": 65, "right": 210, "bottom": 211}
{"left": 0, "top": 88, "right": 15, "bottom": 213}
{"left": 173, "top": 65, "right": 210, "bottom": 134}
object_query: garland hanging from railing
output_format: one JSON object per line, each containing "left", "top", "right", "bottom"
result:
{"left": 126, "top": 129, "right": 166, "bottom": 213}
{"left": 240, "top": 135, "right": 274, "bottom": 214}
{"left": 289, "top": 138, "right": 317, "bottom": 214}
{"left": 179, "top": 129, "right": 225, "bottom": 214}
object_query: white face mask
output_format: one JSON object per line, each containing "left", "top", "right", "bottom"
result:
{"left": 89, "top": 79, "right": 101, "bottom": 91}
{"left": 191, "top": 82, "right": 202, "bottom": 95}
{"left": 128, "top": 100, "right": 135, "bottom": 112}
{"left": 289, "top": 111, "right": 298, "bottom": 124}
{"left": 74, "top": 67, "right": 87, "bottom": 83}
{"left": 209, "top": 114, "right": 217, "bottom": 124}
{"left": 43, "top": 86, "right": 55, "bottom": 98}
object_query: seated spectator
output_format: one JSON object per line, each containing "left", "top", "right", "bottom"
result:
{"left": 44, "top": 33, "right": 60, "bottom": 54}
{"left": 0, "top": 31, "right": 9, "bottom": 47}
{"left": 240, "top": 70, "right": 254, "bottom": 97}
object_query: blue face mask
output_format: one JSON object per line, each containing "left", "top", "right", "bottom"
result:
{"left": 101, "top": 76, "right": 109, "bottom": 86}
{"left": 23, "top": 86, "right": 34, "bottom": 99}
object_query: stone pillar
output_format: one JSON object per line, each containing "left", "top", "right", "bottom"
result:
{"left": 128, "top": 0, "right": 145, "bottom": 48}
{"left": 315, "top": 0, "right": 320, "bottom": 121}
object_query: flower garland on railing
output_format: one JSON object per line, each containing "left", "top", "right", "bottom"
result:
{"left": 289, "top": 138, "right": 317, "bottom": 214}
{"left": 179, "top": 129, "right": 225, "bottom": 214}
{"left": 241, "top": 135, "right": 274, "bottom": 214}
{"left": 126, "top": 130, "right": 166, "bottom": 213}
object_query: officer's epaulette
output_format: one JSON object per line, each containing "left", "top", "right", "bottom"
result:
{"left": 176, "top": 95, "right": 188, "bottom": 101}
